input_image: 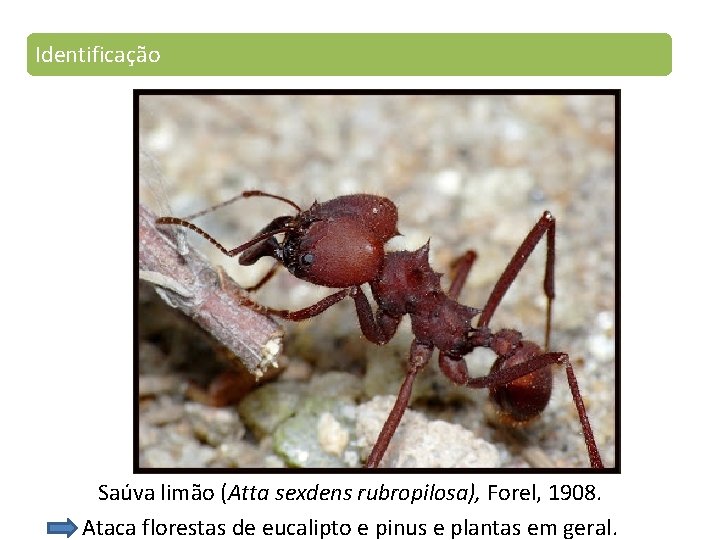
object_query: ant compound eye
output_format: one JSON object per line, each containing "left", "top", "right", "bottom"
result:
{"left": 300, "top": 253, "right": 314, "bottom": 266}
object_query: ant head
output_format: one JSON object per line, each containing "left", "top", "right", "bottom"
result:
{"left": 282, "top": 217, "right": 386, "bottom": 288}
{"left": 233, "top": 194, "right": 399, "bottom": 288}
{"left": 278, "top": 195, "right": 399, "bottom": 288}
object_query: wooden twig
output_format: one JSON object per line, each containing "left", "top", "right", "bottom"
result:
{"left": 138, "top": 203, "right": 283, "bottom": 378}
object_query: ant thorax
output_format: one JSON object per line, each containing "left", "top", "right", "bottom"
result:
{"left": 371, "top": 244, "right": 478, "bottom": 354}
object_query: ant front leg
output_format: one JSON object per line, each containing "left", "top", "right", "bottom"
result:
{"left": 349, "top": 286, "right": 401, "bottom": 345}
{"left": 225, "top": 277, "right": 353, "bottom": 321}
{"left": 242, "top": 261, "right": 281, "bottom": 293}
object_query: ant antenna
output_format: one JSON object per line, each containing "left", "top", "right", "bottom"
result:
{"left": 155, "top": 217, "right": 295, "bottom": 258}
{"left": 182, "top": 190, "right": 302, "bottom": 221}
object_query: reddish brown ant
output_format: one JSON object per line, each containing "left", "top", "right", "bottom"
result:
{"left": 157, "top": 190, "right": 604, "bottom": 468}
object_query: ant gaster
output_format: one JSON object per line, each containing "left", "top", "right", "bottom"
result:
{"left": 157, "top": 190, "right": 604, "bottom": 468}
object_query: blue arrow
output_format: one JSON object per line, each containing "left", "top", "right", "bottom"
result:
{"left": 47, "top": 518, "right": 78, "bottom": 537}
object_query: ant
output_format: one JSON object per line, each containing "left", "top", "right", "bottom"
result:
{"left": 157, "top": 190, "right": 604, "bottom": 468}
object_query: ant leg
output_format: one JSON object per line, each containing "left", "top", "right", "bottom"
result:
{"left": 563, "top": 360, "right": 604, "bottom": 468}
{"left": 234, "top": 287, "right": 352, "bottom": 321}
{"left": 478, "top": 211, "right": 555, "bottom": 350}
{"left": 447, "top": 250, "right": 478, "bottom": 300}
{"left": 217, "top": 266, "right": 351, "bottom": 321}
{"left": 469, "top": 214, "right": 602, "bottom": 467}
{"left": 366, "top": 340, "right": 434, "bottom": 468}
{"left": 465, "top": 350, "right": 603, "bottom": 469}
{"left": 350, "top": 286, "right": 401, "bottom": 345}
{"left": 437, "top": 250, "right": 478, "bottom": 384}
{"left": 438, "top": 354, "right": 469, "bottom": 385}
{"left": 243, "top": 261, "right": 281, "bottom": 293}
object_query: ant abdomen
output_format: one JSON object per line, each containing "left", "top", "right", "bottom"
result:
{"left": 489, "top": 342, "right": 554, "bottom": 423}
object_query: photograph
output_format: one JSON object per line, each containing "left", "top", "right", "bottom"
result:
{"left": 137, "top": 93, "right": 617, "bottom": 470}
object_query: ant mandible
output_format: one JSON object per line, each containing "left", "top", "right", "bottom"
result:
{"left": 157, "top": 190, "right": 604, "bottom": 468}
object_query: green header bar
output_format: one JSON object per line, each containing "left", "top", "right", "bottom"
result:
{"left": 27, "top": 33, "right": 671, "bottom": 76}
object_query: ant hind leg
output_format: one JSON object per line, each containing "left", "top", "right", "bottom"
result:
{"left": 465, "top": 349, "right": 603, "bottom": 469}
{"left": 478, "top": 211, "right": 556, "bottom": 349}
